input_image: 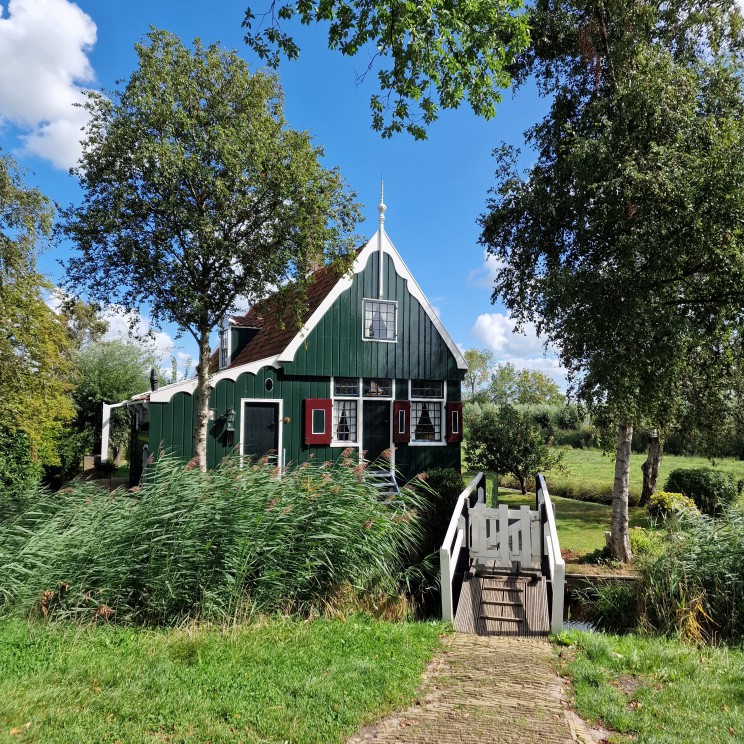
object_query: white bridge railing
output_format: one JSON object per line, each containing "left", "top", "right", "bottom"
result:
{"left": 439, "top": 472, "right": 565, "bottom": 633}
{"left": 439, "top": 472, "right": 486, "bottom": 622}
{"left": 536, "top": 474, "right": 565, "bottom": 634}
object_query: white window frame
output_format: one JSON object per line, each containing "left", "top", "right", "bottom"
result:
{"left": 330, "top": 376, "right": 362, "bottom": 447}
{"left": 408, "top": 380, "right": 447, "bottom": 447}
{"left": 362, "top": 298, "right": 398, "bottom": 343}
{"left": 238, "top": 398, "right": 284, "bottom": 470}
{"left": 219, "top": 317, "right": 232, "bottom": 370}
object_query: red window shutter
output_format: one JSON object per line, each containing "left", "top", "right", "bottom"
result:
{"left": 446, "top": 402, "right": 463, "bottom": 444}
{"left": 393, "top": 400, "right": 411, "bottom": 443}
{"left": 303, "top": 399, "right": 333, "bottom": 445}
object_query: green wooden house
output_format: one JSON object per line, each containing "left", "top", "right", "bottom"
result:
{"left": 105, "top": 201, "right": 467, "bottom": 483}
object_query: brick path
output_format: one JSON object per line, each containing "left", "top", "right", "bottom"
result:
{"left": 349, "top": 635, "right": 602, "bottom": 744}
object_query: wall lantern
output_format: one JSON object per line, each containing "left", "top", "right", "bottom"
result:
{"left": 224, "top": 407, "right": 236, "bottom": 446}
{"left": 225, "top": 407, "right": 236, "bottom": 432}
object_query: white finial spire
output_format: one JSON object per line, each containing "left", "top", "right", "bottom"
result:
{"left": 378, "top": 179, "right": 386, "bottom": 230}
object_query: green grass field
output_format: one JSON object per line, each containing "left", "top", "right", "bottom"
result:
{"left": 495, "top": 489, "right": 648, "bottom": 567}
{"left": 559, "top": 630, "right": 744, "bottom": 743}
{"left": 498, "top": 448, "right": 744, "bottom": 505}
{"left": 0, "top": 617, "right": 443, "bottom": 743}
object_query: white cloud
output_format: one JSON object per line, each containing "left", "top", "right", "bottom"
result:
{"left": 0, "top": 0, "right": 97, "bottom": 169}
{"left": 471, "top": 312, "right": 568, "bottom": 388}
{"left": 467, "top": 250, "right": 505, "bottom": 288}
{"left": 101, "top": 306, "right": 176, "bottom": 364}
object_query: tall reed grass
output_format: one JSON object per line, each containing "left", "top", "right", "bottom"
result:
{"left": 0, "top": 454, "right": 430, "bottom": 625}
{"left": 638, "top": 507, "right": 744, "bottom": 643}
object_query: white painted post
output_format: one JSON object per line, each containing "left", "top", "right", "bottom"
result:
{"left": 551, "top": 557, "right": 565, "bottom": 635}
{"left": 519, "top": 505, "right": 532, "bottom": 565}
{"left": 440, "top": 546, "right": 453, "bottom": 622}
{"left": 100, "top": 403, "right": 112, "bottom": 463}
{"left": 498, "top": 504, "right": 510, "bottom": 566}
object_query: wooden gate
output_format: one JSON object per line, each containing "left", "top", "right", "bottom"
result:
{"left": 469, "top": 503, "right": 542, "bottom": 571}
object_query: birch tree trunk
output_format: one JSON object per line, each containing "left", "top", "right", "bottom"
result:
{"left": 193, "top": 331, "right": 212, "bottom": 472}
{"left": 640, "top": 429, "right": 663, "bottom": 505}
{"left": 610, "top": 421, "right": 634, "bottom": 562}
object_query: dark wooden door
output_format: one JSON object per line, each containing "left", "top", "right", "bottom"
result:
{"left": 363, "top": 401, "right": 391, "bottom": 463}
{"left": 242, "top": 403, "right": 279, "bottom": 461}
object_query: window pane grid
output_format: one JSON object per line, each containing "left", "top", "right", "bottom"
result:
{"left": 333, "top": 400, "right": 358, "bottom": 442}
{"left": 220, "top": 331, "right": 228, "bottom": 368}
{"left": 363, "top": 378, "right": 392, "bottom": 397}
{"left": 334, "top": 377, "right": 359, "bottom": 397}
{"left": 411, "top": 380, "right": 443, "bottom": 399}
{"left": 364, "top": 300, "right": 396, "bottom": 340}
{"left": 411, "top": 401, "right": 442, "bottom": 442}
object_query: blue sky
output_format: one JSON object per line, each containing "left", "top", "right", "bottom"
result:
{"left": 0, "top": 0, "right": 564, "bottom": 383}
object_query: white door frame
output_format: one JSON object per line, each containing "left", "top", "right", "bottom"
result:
{"left": 239, "top": 398, "right": 284, "bottom": 468}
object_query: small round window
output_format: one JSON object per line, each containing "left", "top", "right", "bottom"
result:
{"left": 264, "top": 378, "right": 274, "bottom": 392}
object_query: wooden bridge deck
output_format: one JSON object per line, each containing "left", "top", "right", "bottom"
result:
{"left": 454, "top": 568, "right": 550, "bottom": 637}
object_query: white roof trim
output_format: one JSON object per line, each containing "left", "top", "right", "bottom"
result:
{"left": 277, "top": 230, "right": 468, "bottom": 370}
{"left": 137, "top": 356, "right": 280, "bottom": 404}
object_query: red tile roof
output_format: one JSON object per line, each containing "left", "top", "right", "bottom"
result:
{"left": 210, "top": 258, "right": 353, "bottom": 372}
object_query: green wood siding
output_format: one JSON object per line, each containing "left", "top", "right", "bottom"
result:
{"left": 148, "top": 250, "right": 464, "bottom": 477}
{"left": 282, "top": 252, "right": 463, "bottom": 380}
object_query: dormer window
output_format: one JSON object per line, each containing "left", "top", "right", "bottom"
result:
{"left": 219, "top": 327, "right": 229, "bottom": 369}
{"left": 363, "top": 299, "right": 397, "bottom": 342}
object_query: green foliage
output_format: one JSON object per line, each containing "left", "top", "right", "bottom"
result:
{"left": 574, "top": 579, "right": 639, "bottom": 634}
{"left": 665, "top": 468, "right": 737, "bottom": 516}
{"left": 488, "top": 362, "right": 564, "bottom": 406}
{"left": 421, "top": 467, "right": 465, "bottom": 549}
{"left": 0, "top": 454, "right": 428, "bottom": 624}
{"left": 465, "top": 403, "right": 563, "bottom": 494}
{"left": 73, "top": 340, "right": 154, "bottom": 452}
{"left": 462, "top": 348, "right": 494, "bottom": 401}
{"left": 41, "top": 429, "right": 93, "bottom": 492}
{"left": 561, "top": 630, "right": 744, "bottom": 743}
{"left": 638, "top": 507, "right": 744, "bottom": 643}
{"left": 628, "top": 526, "right": 664, "bottom": 561}
{"left": 647, "top": 491, "right": 697, "bottom": 521}
{"left": 62, "top": 29, "right": 361, "bottom": 467}
{"left": 243, "top": 0, "right": 530, "bottom": 139}
{"left": 0, "top": 153, "right": 75, "bottom": 466}
{"left": 0, "top": 430, "right": 42, "bottom": 522}
{"left": 0, "top": 618, "right": 442, "bottom": 744}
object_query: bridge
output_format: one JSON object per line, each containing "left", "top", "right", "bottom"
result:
{"left": 440, "top": 473, "right": 565, "bottom": 636}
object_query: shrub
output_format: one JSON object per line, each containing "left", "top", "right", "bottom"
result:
{"left": 647, "top": 491, "right": 697, "bottom": 521}
{"left": 0, "top": 454, "right": 427, "bottom": 624}
{"left": 422, "top": 467, "right": 464, "bottom": 549}
{"left": 0, "top": 430, "right": 42, "bottom": 522}
{"left": 574, "top": 579, "right": 639, "bottom": 634}
{"left": 665, "top": 467, "right": 737, "bottom": 516}
{"left": 628, "top": 527, "right": 664, "bottom": 560}
{"left": 42, "top": 429, "right": 92, "bottom": 491}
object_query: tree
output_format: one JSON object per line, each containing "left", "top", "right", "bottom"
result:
{"left": 488, "top": 362, "right": 564, "bottom": 406}
{"left": 58, "top": 297, "right": 108, "bottom": 349}
{"left": 0, "top": 152, "right": 75, "bottom": 469}
{"left": 63, "top": 29, "right": 361, "bottom": 471}
{"left": 243, "top": 1, "right": 530, "bottom": 139}
{"left": 463, "top": 348, "right": 494, "bottom": 401}
{"left": 465, "top": 403, "right": 562, "bottom": 494}
{"left": 479, "top": 0, "right": 744, "bottom": 561}
{"left": 74, "top": 341, "right": 156, "bottom": 461}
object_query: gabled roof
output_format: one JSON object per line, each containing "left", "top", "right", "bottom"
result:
{"left": 215, "top": 259, "right": 350, "bottom": 371}
{"left": 154, "top": 229, "right": 466, "bottom": 403}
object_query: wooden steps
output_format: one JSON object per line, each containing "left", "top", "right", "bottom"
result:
{"left": 454, "top": 571, "right": 550, "bottom": 637}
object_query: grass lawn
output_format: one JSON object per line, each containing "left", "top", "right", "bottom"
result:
{"left": 495, "top": 489, "right": 648, "bottom": 571}
{"left": 558, "top": 630, "right": 744, "bottom": 743}
{"left": 0, "top": 617, "right": 443, "bottom": 743}
{"left": 516, "top": 448, "right": 744, "bottom": 505}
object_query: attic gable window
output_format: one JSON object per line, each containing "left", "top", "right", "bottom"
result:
{"left": 219, "top": 328, "right": 229, "bottom": 369}
{"left": 363, "top": 299, "right": 396, "bottom": 342}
